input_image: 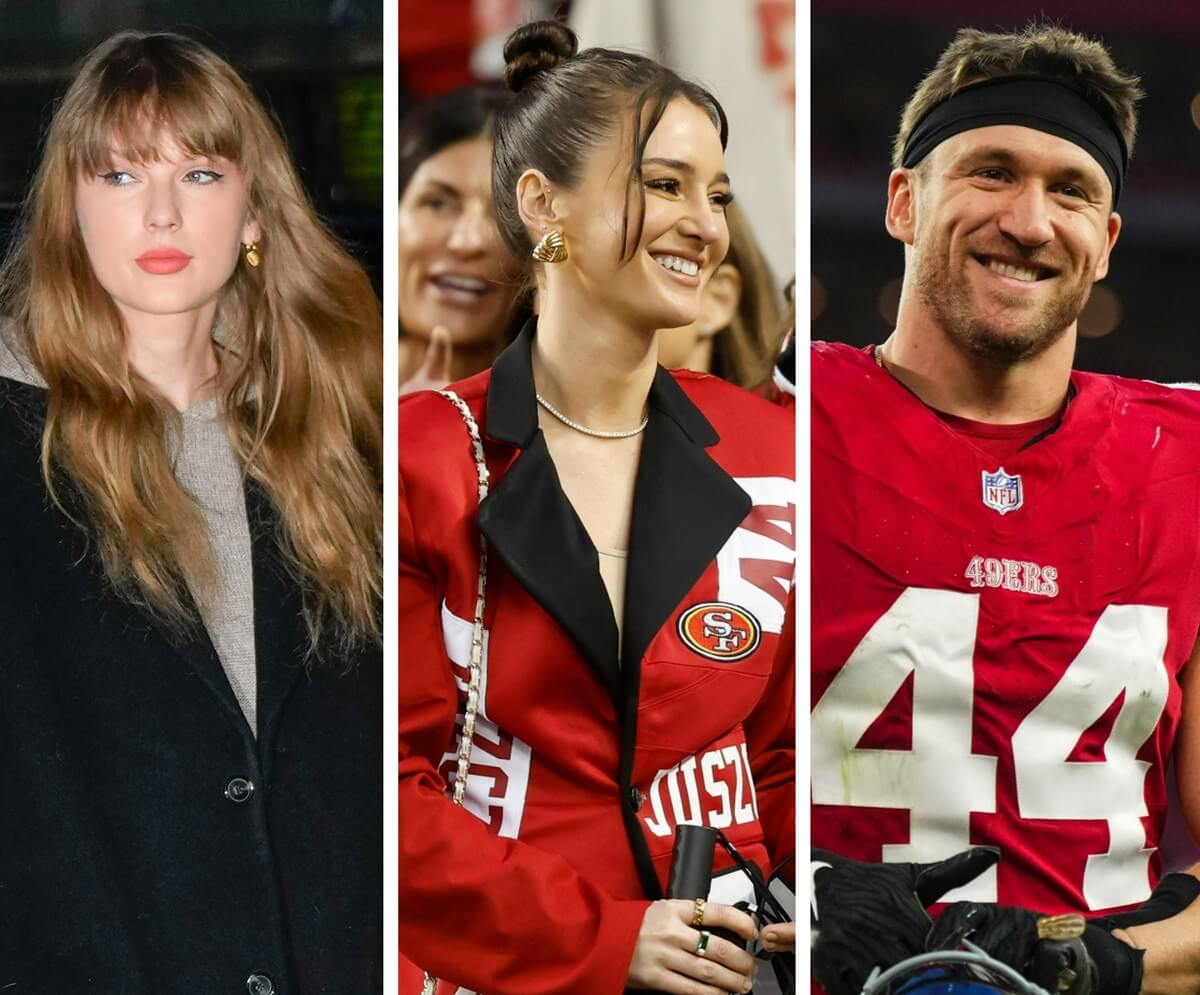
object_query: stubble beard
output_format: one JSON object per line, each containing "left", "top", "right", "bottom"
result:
{"left": 915, "top": 249, "right": 1092, "bottom": 365}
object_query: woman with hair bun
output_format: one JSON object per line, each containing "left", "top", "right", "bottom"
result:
{"left": 400, "top": 19, "right": 795, "bottom": 995}
{"left": 0, "top": 31, "right": 381, "bottom": 992}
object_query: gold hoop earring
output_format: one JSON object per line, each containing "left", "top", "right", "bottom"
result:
{"left": 242, "top": 242, "right": 262, "bottom": 268}
{"left": 530, "top": 229, "right": 567, "bottom": 263}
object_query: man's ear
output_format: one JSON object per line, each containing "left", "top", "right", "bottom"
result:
{"left": 1093, "top": 210, "right": 1122, "bottom": 282}
{"left": 885, "top": 168, "right": 917, "bottom": 246}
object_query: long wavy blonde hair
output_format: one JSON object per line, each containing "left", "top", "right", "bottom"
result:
{"left": 0, "top": 31, "right": 382, "bottom": 652}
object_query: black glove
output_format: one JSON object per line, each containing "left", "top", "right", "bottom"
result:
{"left": 1093, "top": 872, "right": 1200, "bottom": 930}
{"left": 810, "top": 847, "right": 998, "bottom": 995}
{"left": 928, "top": 902, "right": 1144, "bottom": 995}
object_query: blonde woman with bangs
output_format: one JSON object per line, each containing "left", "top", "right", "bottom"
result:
{"left": 0, "top": 31, "right": 381, "bottom": 993}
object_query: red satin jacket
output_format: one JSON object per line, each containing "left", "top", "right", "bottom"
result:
{"left": 399, "top": 326, "right": 796, "bottom": 994}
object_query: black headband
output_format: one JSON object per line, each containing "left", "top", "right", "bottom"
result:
{"left": 901, "top": 75, "right": 1128, "bottom": 204}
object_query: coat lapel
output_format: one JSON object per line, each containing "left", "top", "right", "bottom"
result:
{"left": 478, "top": 325, "right": 622, "bottom": 707}
{"left": 155, "top": 602, "right": 249, "bottom": 741}
{"left": 35, "top": 394, "right": 251, "bottom": 745}
{"left": 153, "top": 481, "right": 306, "bottom": 762}
{"left": 22, "top": 381, "right": 309, "bottom": 757}
{"left": 617, "top": 368, "right": 750, "bottom": 901}
{"left": 621, "top": 368, "right": 752, "bottom": 682}
{"left": 477, "top": 323, "right": 752, "bottom": 718}
{"left": 244, "top": 480, "right": 306, "bottom": 768}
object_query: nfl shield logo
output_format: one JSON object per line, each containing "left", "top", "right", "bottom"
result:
{"left": 981, "top": 467, "right": 1023, "bottom": 515}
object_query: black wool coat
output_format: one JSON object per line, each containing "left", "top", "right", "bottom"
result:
{"left": 0, "top": 378, "right": 381, "bottom": 994}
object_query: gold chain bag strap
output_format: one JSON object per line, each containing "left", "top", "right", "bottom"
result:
{"left": 421, "top": 390, "right": 491, "bottom": 995}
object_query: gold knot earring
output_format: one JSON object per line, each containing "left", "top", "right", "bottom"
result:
{"left": 530, "top": 229, "right": 567, "bottom": 263}
{"left": 242, "top": 242, "right": 262, "bottom": 268}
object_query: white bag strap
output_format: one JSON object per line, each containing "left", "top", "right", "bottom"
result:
{"left": 421, "top": 390, "right": 491, "bottom": 995}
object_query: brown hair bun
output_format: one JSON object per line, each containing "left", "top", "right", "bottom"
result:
{"left": 503, "top": 20, "right": 577, "bottom": 93}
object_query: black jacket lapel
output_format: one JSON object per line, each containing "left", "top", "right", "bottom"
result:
{"left": 618, "top": 368, "right": 751, "bottom": 899}
{"left": 244, "top": 481, "right": 306, "bottom": 769}
{"left": 476, "top": 325, "right": 753, "bottom": 904}
{"left": 478, "top": 323, "right": 621, "bottom": 707}
{"left": 19, "top": 384, "right": 248, "bottom": 745}
{"left": 621, "top": 367, "right": 752, "bottom": 678}
{"left": 153, "top": 482, "right": 306, "bottom": 763}
{"left": 155, "top": 605, "right": 250, "bottom": 743}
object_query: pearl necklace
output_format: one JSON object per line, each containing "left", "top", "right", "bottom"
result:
{"left": 535, "top": 393, "right": 648, "bottom": 439}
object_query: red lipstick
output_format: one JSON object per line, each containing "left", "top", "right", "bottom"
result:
{"left": 136, "top": 248, "right": 191, "bottom": 275}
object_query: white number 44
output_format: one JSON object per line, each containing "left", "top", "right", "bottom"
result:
{"left": 811, "top": 587, "right": 1169, "bottom": 909}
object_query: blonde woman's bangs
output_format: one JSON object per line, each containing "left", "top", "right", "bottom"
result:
{"left": 67, "top": 82, "right": 251, "bottom": 181}
{"left": 51, "top": 32, "right": 259, "bottom": 184}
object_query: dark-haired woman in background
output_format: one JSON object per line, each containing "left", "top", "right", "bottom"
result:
{"left": 399, "top": 85, "right": 527, "bottom": 395}
{"left": 400, "top": 20, "right": 795, "bottom": 995}
{"left": 657, "top": 200, "right": 783, "bottom": 392}
{"left": 0, "top": 32, "right": 381, "bottom": 992}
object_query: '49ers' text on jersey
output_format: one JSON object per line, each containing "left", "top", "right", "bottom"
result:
{"left": 811, "top": 341, "right": 1200, "bottom": 916}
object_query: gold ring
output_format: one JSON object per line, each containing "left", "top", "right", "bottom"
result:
{"left": 691, "top": 898, "right": 706, "bottom": 927}
{"left": 696, "top": 930, "right": 711, "bottom": 958}
{"left": 1036, "top": 914, "right": 1086, "bottom": 942}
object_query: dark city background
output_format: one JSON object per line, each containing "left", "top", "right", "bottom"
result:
{"left": 0, "top": 1, "right": 383, "bottom": 289}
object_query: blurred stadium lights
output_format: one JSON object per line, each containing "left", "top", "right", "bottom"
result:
{"left": 876, "top": 278, "right": 901, "bottom": 328}
{"left": 812, "top": 276, "right": 828, "bottom": 321}
{"left": 1078, "top": 285, "right": 1122, "bottom": 339}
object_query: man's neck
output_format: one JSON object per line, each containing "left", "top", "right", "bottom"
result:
{"left": 881, "top": 314, "right": 1075, "bottom": 424}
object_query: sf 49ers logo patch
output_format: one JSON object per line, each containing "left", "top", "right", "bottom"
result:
{"left": 677, "top": 602, "right": 761, "bottom": 662}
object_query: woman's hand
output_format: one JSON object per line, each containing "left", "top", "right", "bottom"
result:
{"left": 761, "top": 921, "right": 795, "bottom": 953}
{"left": 627, "top": 899, "right": 758, "bottom": 994}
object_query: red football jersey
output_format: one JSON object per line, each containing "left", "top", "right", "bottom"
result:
{"left": 812, "top": 341, "right": 1200, "bottom": 916}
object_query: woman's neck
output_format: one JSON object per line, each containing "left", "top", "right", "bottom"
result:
{"left": 532, "top": 293, "right": 658, "bottom": 431}
{"left": 122, "top": 302, "right": 221, "bottom": 412}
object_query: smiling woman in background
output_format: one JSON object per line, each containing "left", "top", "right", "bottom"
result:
{"left": 0, "top": 31, "right": 381, "bottom": 993}
{"left": 398, "top": 85, "right": 526, "bottom": 394}
{"left": 656, "top": 200, "right": 783, "bottom": 392}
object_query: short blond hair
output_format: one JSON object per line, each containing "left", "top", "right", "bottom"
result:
{"left": 892, "top": 24, "right": 1142, "bottom": 169}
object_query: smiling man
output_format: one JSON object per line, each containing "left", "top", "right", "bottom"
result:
{"left": 811, "top": 24, "right": 1200, "bottom": 995}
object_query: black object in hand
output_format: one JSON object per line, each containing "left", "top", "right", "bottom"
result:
{"left": 667, "top": 824, "right": 745, "bottom": 949}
